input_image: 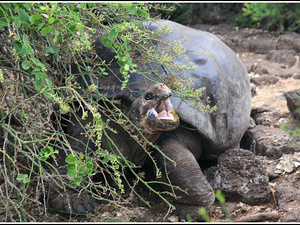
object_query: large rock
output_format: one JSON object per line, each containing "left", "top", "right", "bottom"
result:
{"left": 274, "top": 169, "right": 300, "bottom": 222}
{"left": 284, "top": 89, "right": 300, "bottom": 121}
{"left": 204, "top": 149, "right": 271, "bottom": 205}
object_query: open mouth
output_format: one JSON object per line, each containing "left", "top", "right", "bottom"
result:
{"left": 147, "top": 97, "right": 175, "bottom": 120}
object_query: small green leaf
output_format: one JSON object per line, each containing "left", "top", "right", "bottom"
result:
{"left": 2, "top": 3, "right": 11, "bottom": 9}
{"left": 108, "top": 28, "right": 117, "bottom": 41}
{"left": 69, "top": 5, "right": 75, "bottom": 11}
{"left": 128, "top": 4, "right": 137, "bottom": 14}
{"left": 32, "top": 14, "right": 41, "bottom": 22}
{"left": 86, "top": 161, "right": 93, "bottom": 170}
{"left": 22, "top": 60, "right": 31, "bottom": 70}
{"left": 101, "top": 37, "right": 111, "bottom": 48}
{"left": 67, "top": 163, "right": 76, "bottom": 171}
{"left": 75, "top": 25, "right": 84, "bottom": 31}
{"left": 53, "top": 33, "right": 59, "bottom": 43}
{"left": 103, "top": 157, "right": 109, "bottom": 163}
{"left": 113, "top": 3, "right": 119, "bottom": 9}
{"left": 17, "top": 174, "right": 28, "bottom": 181}
{"left": 124, "top": 44, "right": 131, "bottom": 51}
{"left": 14, "top": 19, "right": 21, "bottom": 28}
{"left": 35, "top": 79, "right": 43, "bottom": 90}
{"left": 92, "top": 28, "right": 96, "bottom": 34}
{"left": 68, "top": 24, "right": 76, "bottom": 32}
{"left": 48, "top": 26, "right": 54, "bottom": 33}
{"left": 24, "top": 178, "right": 30, "bottom": 183}
{"left": 117, "top": 59, "right": 125, "bottom": 67}
{"left": 21, "top": 22, "right": 30, "bottom": 29}
{"left": 67, "top": 171, "right": 76, "bottom": 179}
{"left": 34, "top": 71, "right": 47, "bottom": 80}
{"left": 41, "top": 27, "right": 49, "bottom": 36}
{"left": 114, "top": 164, "right": 119, "bottom": 170}
{"left": 74, "top": 177, "right": 82, "bottom": 184}
{"left": 78, "top": 168, "right": 85, "bottom": 176}
{"left": 124, "top": 3, "right": 132, "bottom": 8}
{"left": 79, "top": 152, "right": 84, "bottom": 160}
{"left": 45, "top": 46, "right": 55, "bottom": 54}
{"left": 21, "top": 42, "right": 33, "bottom": 57}
{"left": 22, "top": 3, "right": 30, "bottom": 9}
{"left": 31, "top": 57, "right": 46, "bottom": 70}
{"left": 0, "top": 18, "right": 9, "bottom": 26}
{"left": 14, "top": 40, "right": 22, "bottom": 54}
{"left": 45, "top": 77, "right": 52, "bottom": 87}
{"left": 14, "top": 5, "right": 19, "bottom": 14}
{"left": 69, "top": 176, "right": 82, "bottom": 188}
{"left": 18, "top": 9, "right": 30, "bottom": 23}
{"left": 37, "top": 22, "right": 44, "bottom": 30}
{"left": 48, "top": 17, "right": 55, "bottom": 24}
{"left": 66, "top": 154, "right": 77, "bottom": 163}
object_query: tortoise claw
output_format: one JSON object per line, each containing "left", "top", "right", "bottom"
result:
{"left": 49, "top": 190, "right": 99, "bottom": 215}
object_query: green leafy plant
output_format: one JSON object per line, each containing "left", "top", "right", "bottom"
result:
{"left": 0, "top": 2, "right": 216, "bottom": 222}
{"left": 65, "top": 153, "right": 93, "bottom": 188}
{"left": 16, "top": 174, "right": 30, "bottom": 190}
{"left": 195, "top": 189, "right": 231, "bottom": 222}
{"left": 234, "top": 3, "right": 300, "bottom": 34}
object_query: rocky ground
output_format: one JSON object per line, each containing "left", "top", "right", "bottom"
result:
{"left": 1, "top": 23, "right": 299, "bottom": 222}
{"left": 193, "top": 23, "right": 300, "bottom": 222}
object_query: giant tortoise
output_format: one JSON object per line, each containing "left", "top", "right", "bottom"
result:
{"left": 49, "top": 19, "right": 251, "bottom": 218}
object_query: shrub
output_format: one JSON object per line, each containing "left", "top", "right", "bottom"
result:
{"left": 234, "top": 3, "right": 300, "bottom": 34}
{"left": 0, "top": 2, "right": 213, "bottom": 222}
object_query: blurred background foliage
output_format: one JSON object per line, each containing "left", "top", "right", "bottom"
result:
{"left": 153, "top": 3, "right": 300, "bottom": 34}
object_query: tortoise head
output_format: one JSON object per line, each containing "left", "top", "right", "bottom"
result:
{"left": 128, "top": 83, "right": 179, "bottom": 134}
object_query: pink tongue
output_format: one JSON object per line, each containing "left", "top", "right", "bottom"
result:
{"left": 157, "top": 110, "right": 174, "bottom": 120}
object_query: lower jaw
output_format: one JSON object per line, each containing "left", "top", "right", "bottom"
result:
{"left": 147, "top": 110, "right": 180, "bottom": 131}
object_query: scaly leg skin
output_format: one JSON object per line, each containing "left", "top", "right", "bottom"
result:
{"left": 155, "top": 137, "right": 215, "bottom": 221}
{"left": 48, "top": 186, "right": 100, "bottom": 215}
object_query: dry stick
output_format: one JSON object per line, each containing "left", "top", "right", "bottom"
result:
{"left": 237, "top": 211, "right": 279, "bottom": 222}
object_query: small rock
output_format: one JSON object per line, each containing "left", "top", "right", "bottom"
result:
{"left": 293, "top": 73, "right": 300, "bottom": 80}
{"left": 275, "top": 153, "right": 300, "bottom": 175}
{"left": 250, "top": 76, "right": 279, "bottom": 86}
{"left": 167, "top": 215, "right": 179, "bottom": 222}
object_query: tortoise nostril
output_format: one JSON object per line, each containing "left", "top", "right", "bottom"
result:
{"left": 160, "top": 83, "right": 167, "bottom": 89}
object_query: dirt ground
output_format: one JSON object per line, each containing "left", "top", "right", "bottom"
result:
{"left": 1, "top": 23, "right": 299, "bottom": 222}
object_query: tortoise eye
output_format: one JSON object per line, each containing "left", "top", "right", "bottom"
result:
{"left": 145, "top": 92, "right": 155, "bottom": 100}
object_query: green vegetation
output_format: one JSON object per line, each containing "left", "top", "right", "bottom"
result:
{"left": 153, "top": 3, "right": 243, "bottom": 25}
{"left": 0, "top": 2, "right": 216, "bottom": 222}
{"left": 156, "top": 3, "right": 300, "bottom": 34}
{"left": 234, "top": 3, "right": 300, "bottom": 34}
{"left": 186, "top": 189, "right": 231, "bottom": 222}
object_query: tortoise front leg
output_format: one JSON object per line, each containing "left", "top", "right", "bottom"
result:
{"left": 155, "top": 136, "right": 215, "bottom": 220}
